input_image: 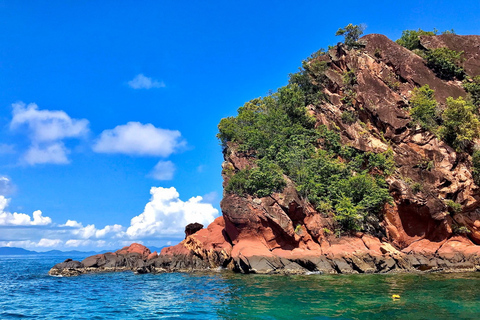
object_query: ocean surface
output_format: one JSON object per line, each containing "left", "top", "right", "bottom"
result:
{"left": 1, "top": 255, "right": 479, "bottom": 319}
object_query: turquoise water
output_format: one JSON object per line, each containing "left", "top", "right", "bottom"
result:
{"left": 1, "top": 255, "right": 479, "bottom": 319}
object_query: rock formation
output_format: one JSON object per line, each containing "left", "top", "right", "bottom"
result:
{"left": 50, "top": 32, "right": 480, "bottom": 276}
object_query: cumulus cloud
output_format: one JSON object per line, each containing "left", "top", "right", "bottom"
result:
{"left": 0, "top": 183, "right": 218, "bottom": 250}
{"left": 128, "top": 74, "right": 165, "bottom": 89}
{"left": 93, "top": 122, "right": 183, "bottom": 157}
{"left": 150, "top": 160, "right": 175, "bottom": 180}
{"left": 126, "top": 187, "right": 218, "bottom": 239}
{"left": 9, "top": 102, "right": 89, "bottom": 165}
{"left": 10, "top": 102, "right": 89, "bottom": 142}
{"left": 0, "top": 196, "right": 52, "bottom": 226}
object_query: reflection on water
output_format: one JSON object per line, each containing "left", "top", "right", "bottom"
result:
{"left": 0, "top": 256, "right": 479, "bottom": 319}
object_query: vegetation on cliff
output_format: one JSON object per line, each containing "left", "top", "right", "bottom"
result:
{"left": 218, "top": 28, "right": 394, "bottom": 232}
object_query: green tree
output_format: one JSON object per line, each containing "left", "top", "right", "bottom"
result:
{"left": 409, "top": 84, "right": 438, "bottom": 131}
{"left": 425, "top": 48, "right": 465, "bottom": 80}
{"left": 439, "top": 97, "right": 480, "bottom": 151}
{"left": 463, "top": 76, "right": 480, "bottom": 108}
{"left": 396, "top": 29, "right": 436, "bottom": 51}
{"left": 335, "top": 24, "right": 365, "bottom": 49}
{"left": 335, "top": 196, "right": 363, "bottom": 231}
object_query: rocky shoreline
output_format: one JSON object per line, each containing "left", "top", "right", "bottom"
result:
{"left": 49, "top": 223, "right": 480, "bottom": 277}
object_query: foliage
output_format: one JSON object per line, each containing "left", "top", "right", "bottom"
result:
{"left": 472, "top": 149, "right": 480, "bottom": 185}
{"left": 294, "top": 224, "right": 303, "bottom": 235}
{"left": 442, "top": 29, "right": 456, "bottom": 35}
{"left": 453, "top": 225, "right": 471, "bottom": 234}
{"left": 335, "top": 24, "right": 365, "bottom": 49}
{"left": 409, "top": 85, "right": 438, "bottom": 131}
{"left": 289, "top": 50, "right": 329, "bottom": 106}
{"left": 367, "top": 149, "right": 396, "bottom": 176}
{"left": 439, "top": 97, "right": 480, "bottom": 152}
{"left": 411, "top": 182, "right": 423, "bottom": 194}
{"left": 343, "top": 70, "right": 357, "bottom": 87}
{"left": 463, "top": 76, "right": 480, "bottom": 108}
{"left": 425, "top": 48, "right": 465, "bottom": 80}
{"left": 225, "top": 158, "right": 285, "bottom": 198}
{"left": 334, "top": 196, "right": 363, "bottom": 231}
{"left": 396, "top": 29, "right": 436, "bottom": 51}
{"left": 445, "top": 199, "right": 462, "bottom": 214}
{"left": 341, "top": 110, "right": 357, "bottom": 124}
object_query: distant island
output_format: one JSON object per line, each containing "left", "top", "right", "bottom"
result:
{"left": 0, "top": 247, "right": 100, "bottom": 256}
{"left": 0, "top": 246, "right": 165, "bottom": 256}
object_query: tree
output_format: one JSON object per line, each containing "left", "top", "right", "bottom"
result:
{"left": 409, "top": 84, "right": 438, "bottom": 131}
{"left": 439, "top": 97, "right": 480, "bottom": 151}
{"left": 425, "top": 48, "right": 465, "bottom": 80}
{"left": 463, "top": 76, "right": 480, "bottom": 108}
{"left": 335, "top": 24, "right": 365, "bottom": 49}
{"left": 396, "top": 29, "right": 436, "bottom": 51}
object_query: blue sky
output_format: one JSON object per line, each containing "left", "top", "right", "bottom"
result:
{"left": 0, "top": 1, "right": 479, "bottom": 251}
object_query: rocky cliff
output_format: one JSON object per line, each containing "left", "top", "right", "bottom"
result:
{"left": 50, "top": 32, "right": 480, "bottom": 276}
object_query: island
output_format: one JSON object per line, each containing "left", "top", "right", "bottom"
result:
{"left": 50, "top": 28, "right": 480, "bottom": 276}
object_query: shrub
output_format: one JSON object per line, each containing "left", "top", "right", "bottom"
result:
{"left": 411, "top": 182, "right": 423, "bottom": 194}
{"left": 335, "top": 24, "right": 365, "bottom": 49}
{"left": 425, "top": 48, "right": 465, "bottom": 80}
{"left": 367, "top": 149, "right": 396, "bottom": 176}
{"left": 294, "top": 224, "right": 303, "bottom": 235}
{"left": 289, "top": 52, "right": 328, "bottom": 106}
{"left": 343, "top": 70, "right": 357, "bottom": 87}
{"left": 226, "top": 158, "right": 285, "bottom": 198}
{"left": 439, "top": 96, "right": 480, "bottom": 152}
{"left": 409, "top": 84, "right": 438, "bottom": 131}
{"left": 445, "top": 199, "right": 462, "bottom": 214}
{"left": 463, "top": 76, "right": 480, "bottom": 108}
{"left": 341, "top": 110, "right": 357, "bottom": 124}
{"left": 396, "top": 29, "right": 436, "bottom": 50}
{"left": 453, "top": 225, "right": 471, "bottom": 234}
{"left": 334, "top": 196, "right": 363, "bottom": 231}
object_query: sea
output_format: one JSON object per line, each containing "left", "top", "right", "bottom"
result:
{"left": 1, "top": 254, "right": 479, "bottom": 319}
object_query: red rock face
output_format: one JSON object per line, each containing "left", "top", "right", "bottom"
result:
{"left": 154, "top": 34, "right": 480, "bottom": 274}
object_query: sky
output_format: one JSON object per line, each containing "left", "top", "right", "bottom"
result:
{"left": 0, "top": 1, "right": 479, "bottom": 252}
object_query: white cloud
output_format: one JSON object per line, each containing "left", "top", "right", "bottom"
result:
{"left": 10, "top": 102, "right": 89, "bottom": 142}
{"left": 128, "top": 74, "right": 165, "bottom": 89}
{"left": 151, "top": 160, "right": 175, "bottom": 180}
{"left": 62, "top": 220, "right": 125, "bottom": 239}
{"left": 37, "top": 238, "right": 62, "bottom": 247}
{"left": 93, "top": 122, "right": 183, "bottom": 157}
{"left": 24, "top": 142, "right": 69, "bottom": 165}
{"left": 0, "top": 196, "right": 52, "bottom": 226}
{"left": 126, "top": 187, "right": 218, "bottom": 239}
{"left": 9, "top": 102, "right": 89, "bottom": 165}
{"left": 0, "top": 182, "right": 217, "bottom": 250}
{"left": 0, "top": 176, "right": 15, "bottom": 196}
